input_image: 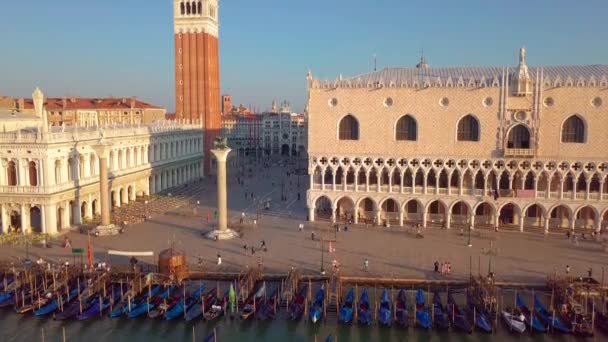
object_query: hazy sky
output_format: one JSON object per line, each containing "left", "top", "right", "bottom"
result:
{"left": 2, "top": 0, "right": 607, "bottom": 112}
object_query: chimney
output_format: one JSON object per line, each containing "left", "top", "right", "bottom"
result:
{"left": 62, "top": 97, "right": 67, "bottom": 109}
{"left": 17, "top": 98, "right": 25, "bottom": 111}
{"left": 130, "top": 96, "right": 136, "bottom": 109}
{"left": 70, "top": 97, "right": 76, "bottom": 103}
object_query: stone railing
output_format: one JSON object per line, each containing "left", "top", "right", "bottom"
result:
{"left": 504, "top": 148, "right": 537, "bottom": 157}
{"left": 0, "top": 121, "right": 203, "bottom": 144}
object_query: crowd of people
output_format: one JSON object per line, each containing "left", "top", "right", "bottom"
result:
{"left": 434, "top": 260, "right": 452, "bottom": 276}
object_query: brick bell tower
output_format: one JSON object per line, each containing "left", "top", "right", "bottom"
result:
{"left": 173, "top": 0, "right": 221, "bottom": 174}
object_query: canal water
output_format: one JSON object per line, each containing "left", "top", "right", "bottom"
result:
{"left": 0, "top": 307, "right": 600, "bottom": 341}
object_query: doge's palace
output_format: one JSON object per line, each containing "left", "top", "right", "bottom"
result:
{"left": 306, "top": 48, "right": 608, "bottom": 234}
{"left": 0, "top": 88, "right": 204, "bottom": 235}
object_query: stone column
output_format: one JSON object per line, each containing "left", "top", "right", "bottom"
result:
{"left": 308, "top": 207, "right": 315, "bottom": 222}
{"left": 519, "top": 216, "right": 525, "bottom": 232}
{"left": 45, "top": 203, "right": 57, "bottom": 235}
{"left": 206, "top": 147, "right": 238, "bottom": 240}
{"left": 92, "top": 143, "right": 112, "bottom": 227}
{"left": 66, "top": 201, "right": 76, "bottom": 226}
{"left": 0, "top": 204, "right": 9, "bottom": 234}
{"left": 398, "top": 211, "right": 404, "bottom": 227}
{"left": 20, "top": 204, "right": 29, "bottom": 234}
{"left": 446, "top": 214, "right": 451, "bottom": 229}
{"left": 544, "top": 217, "right": 550, "bottom": 233}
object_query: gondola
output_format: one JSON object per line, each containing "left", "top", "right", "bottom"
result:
{"left": 338, "top": 288, "right": 354, "bottom": 324}
{"left": 432, "top": 291, "right": 450, "bottom": 330}
{"left": 501, "top": 311, "right": 526, "bottom": 333}
{"left": 184, "top": 285, "right": 212, "bottom": 322}
{"left": 109, "top": 284, "right": 161, "bottom": 318}
{"left": 35, "top": 286, "right": 81, "bottom": 316}
{"left": 590, "top": 300, "right": 608, "bottom": 334}
{"left": 55, "top": 292, "right": 97, "bottom": 321}
{"left": 415, "top": 289, "right": 431, "bottom": 329}
{"left": 166, "top": 285, "right": 204, "bottom": 320}
{"left": 146, "top": 285, "right": 179, "bottom": 319}
{"left": 533, "top": 295, "right": 570, "bottom": 334}
{"left": 447, "top": 291, "right": 472, "bottom": 333}
{"left": 204, "top": 289, "right": 228, "bottom": 322}
{"left": 77, "top": 284, "right": 125, "bottom": 320}
{"left": 395, "top": 289, "right": 409, "bottom": 328}
{"left": 0, "top": 275, "right": 15, "bottom": 292}
{"left": 378, "top": 289, "right": 392, "bottom": 326}
{"left": 288, "top": 283, "right": 307, "bottom": 321}
{"left": 257, "top": 287, "right": 279, "bottom": 320}
{"left": 309, "top": 287, "right": 324, "bottom": 324}
{"left": 515, "top": 293, "right": 547, "bottom": 333}
{"left": 465, "top": 292, "right": 492, "bottom": 333}
{"left": 127, "top": 284, "right": 171, "bottom": 319}
{"left": 241, "top": 283, "right": 264, "bottom": 320}
{"left": 357, "top": 288, "right": 372, "bottom": 326}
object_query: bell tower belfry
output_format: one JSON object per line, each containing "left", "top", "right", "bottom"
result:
{"left": 173, "top": 0, "right": 221, "bottom": 173}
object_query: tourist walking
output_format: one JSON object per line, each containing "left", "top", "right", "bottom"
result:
{"left": 434, "top": 261, "right": 439, "bottom": 273}
{"left": 217, "top": 254, "right": 222, "bottom": 266}
{"left": 363, "top": 259, "right": 369, "bottom": 272}
{"left": 299, "top": 223, "right": 304, "bottom": 232}
{"left": 566, "top": 265, "right": 570, "bottom": 274}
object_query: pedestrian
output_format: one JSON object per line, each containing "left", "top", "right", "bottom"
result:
{"left": 494, "top": 225, "right": 499, "bottom": 232}
{"left": 434, "top": 261, "right": 439, "bottom": 273}
{"left": 447, "top": 262, "right": 452, "bottom": 275}
{"left": 297, "top": 193, "right": 301, "bottom": 200}
{"left": 588, "top": 268, "right": 593, "bottom": 278}
{"left": 363, "top": 259, "right": 369, "bottom": 272}
{"left": 253, "top": 219, "right": 257, "bottom": 228}
{"left": 217, "top": 254, "right": 222, "bottom": 266}
{"left": 251, "top": 246, "right": 256, "bottom": 255}
{"left": 299, "top": 223, "right": 304, "bottom": 232}
{"left": 459, "top": 228, "right": 464, "bottom": 236}
{"left": 260, "top": 240, "right": 266, "bottom": 248}
{"left": 440, "top": 261, "right": 445, "bottom": 275}
{"left": 566, "top": 230, "right": 571, "bottom": 239}
{"left": 197, "top": 256, "right": 203, "bottom": 267}
{"left": 566, "top": 265, "right": 570, "bottom": 274}
{"left": 311, "top": 232, "right": 315, "bottom": 241}
{"left": 243, "top": 244, "right": 248, "bottom": 255}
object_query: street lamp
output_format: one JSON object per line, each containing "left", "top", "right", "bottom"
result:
{"left": 320, "top": 237, "right": 325, "bottom": 275}
{"left": 144, "top": 200, "right": 149, "bottom": 220}
{"left": 467, "top": 223, "right": 472, "bottom": 247}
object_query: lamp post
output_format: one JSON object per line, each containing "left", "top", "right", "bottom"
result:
{"left": 320, "top": 237, "right": 325, "bottom": 275}
{"left": 144, "top": 200, "right": 148, "bottom": 220}
{"left": 467, "top": 223, "right": 472, "bottom": 248}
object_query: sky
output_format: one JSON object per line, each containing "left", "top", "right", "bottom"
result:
{"left": 2, "top": 0, "right": 607, "bottom": 113}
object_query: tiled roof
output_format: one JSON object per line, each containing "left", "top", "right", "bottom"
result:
{"left": 313, "top": 65, "right": 608, "bottom": 88}
{"left": 21, "top": 97, "right": 162, "bottom": 110}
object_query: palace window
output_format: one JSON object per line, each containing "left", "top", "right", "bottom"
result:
{"left": 457, "top": 115, "right": 480, "bottom": 141}
{"left": 562, "top": 115, "right": 585, "bottom": 143}
{"left": 507, "top": 125, "right": 531, "bottom": 149}
{"left": 7, "top": 161, "right": 17, "bottom": 186}
{"left": 395, "top": 115, "right": 417, "bottom": 141}
{"left": 28, "top": 161, "right": 38, "bottom": 186}
{"left": 338, "top": 114, "right": 359, "bottom": 140}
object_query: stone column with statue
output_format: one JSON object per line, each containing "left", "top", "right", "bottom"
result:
{"left": 205, "top": 136, "right": 239, "bottom": 240}
{"left": 91, "top": 131, "right": 121, "bottom": 236}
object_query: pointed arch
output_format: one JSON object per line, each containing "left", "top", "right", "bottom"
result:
{"left": 395, "top": 115, "right": 417, "bottom": 141}
{"left": 506, "top": 124, "right": 531, "bottom": 149}
{"left": 456, "top": 114, "right": 480, "bottom": 141}
{"left": 561, "top": 115, "right": 586, "bottom": 143}
{"left": 548, "top": 204, "right": 572, "bottom": 229}
{"left": 438, "top": 169, "right": 449, "bottom": 188}
{"left": 338, "top": 114, "right": 359, "bottom": 140}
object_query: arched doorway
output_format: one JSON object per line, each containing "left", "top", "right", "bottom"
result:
{"left": 450, "top": 201, "right": 469, "bottom": 227}
{"left": 474, "top": 202, "right": 495, "bottom": 227}
{"left": 357, "top": 197, "right": 377, "bottom": 224}
{"left": 523, "top": 204, "right": 544, "bottom": 229}
{"left": 128, "top": 186, "right": 134, "bottom": 201}
{"left": 335, "top": 197, "right": 355, "bottom": 223}
{"left": 602, "top": 210, "right": 608, "bottom": 231}
{"left": 81, "top": 202, "right": 87, "bottom": 221}
{"left": 92, "top": 199, "right": 98, "bottom": 217}
{"left": 111, "top": 191, "right": 116, "bottom": 207}
{"left": 281, "top": 144, "right": 290, "bottom": 156}
{"left": 426, "top": 200, "right": 446, "bottom": 225}
{"left": 57, "top": 207, "right": 64, "bottom": 230}
{"left": 7, "top": 161, "right": 17, "bottom": 186}
{"left": 10, "top": 210, "right": 21, "bottom": 232}
{"left": 380, "top": 198, "right": 399, "bottom": 225}
{"left": 575, "top": 206, "right": 597, "bottom": 230}
{"left": 119, "top": 189, "right": 125, "bottom": 205}
{"left": 314, "top": 196, "right": 332, "bottom": 220}
{"left": 30, "top": 206, "right": 42, "bottom": 233}
{"left": 498, "top": 203, "right": 519, "bottom": 226}
{"left": 403, "top": 199, "right": 423, "bottom": 223}
{"left": 549, "top": 205, "right": 571, "bottom": 230}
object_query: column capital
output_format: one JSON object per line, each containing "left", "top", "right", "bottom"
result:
{"left": 91, "top": 142, "right": 113, "bottom": 159}
{"left": 210, "top": 148, "right": 232, "bottom": 162}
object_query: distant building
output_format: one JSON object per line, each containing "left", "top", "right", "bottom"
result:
{"left": 221, "top": 99, "right": 307, "bottom": 158}
{"left": 0, "top": 95, "right": 165, "bottom": 127}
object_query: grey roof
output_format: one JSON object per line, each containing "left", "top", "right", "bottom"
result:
{"left": 315, "top": 65, "right": 608, "bottom": 87}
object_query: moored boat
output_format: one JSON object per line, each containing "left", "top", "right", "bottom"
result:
{"left": 501, "top": 311, "right": 526, "bottom": 333}
{"left": 465, "top": 292, "right": 492, "bottom": 333}
{"left": 378, "top": 289, "right": 392, "bottom": 326}
{"left": 288, "top": 283, "right": 307, "bottom": 321}
{"left": 515, "top": 293, "right": 547, "bottom": 333}
{"left": 432, "top": 291, "right": 449, "bottom": 330}
{"left": 309, "top": 287, "right": 325, "bottom": 324}
{"left": 447, "top": 291, "right": 472, "bottom": 333}
{"left": 533, "top": 295, "right": 570, "bottom": 334}
{"left": 395, "top": 289, "right": 409, "bottom": 328}
{"left": 415, "top": 289, "right": 431, "bottom": 329}
{"left": 357, "top": 288, "right": 372, "bottom": 326}
{"left": 165, "top": 285, "right": 203, "bottom": 320}
{"left": 240, "top": 283, "right": 264, "bottom": 320}
{"left": 256, "top": 287, "right": 278, "bottom": 320}
{"left": 338, "top": 288, "right": 354, "bottom": 324}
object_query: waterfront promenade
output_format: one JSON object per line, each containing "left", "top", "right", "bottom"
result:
{"left": 0, "top": 159, "right": 605, "bottom": 285}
